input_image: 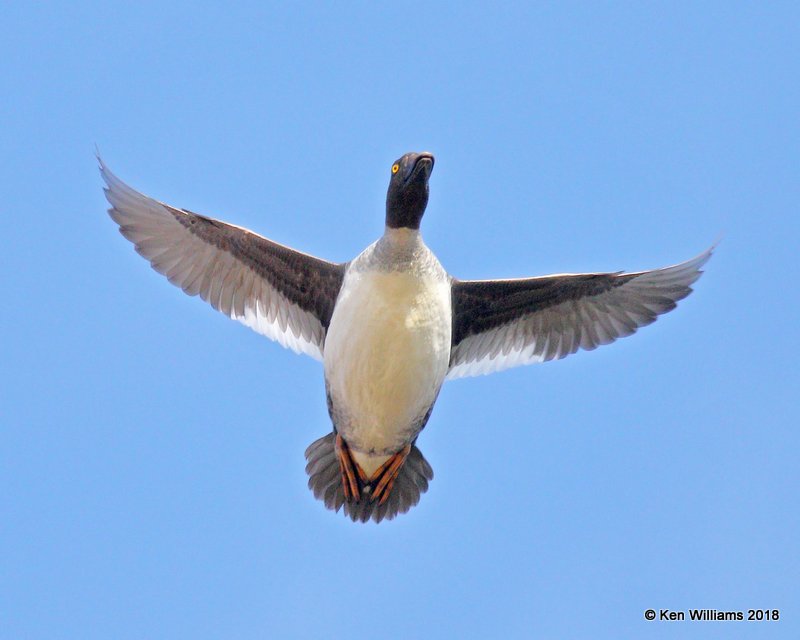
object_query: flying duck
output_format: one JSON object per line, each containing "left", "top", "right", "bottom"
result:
{"left": 101, "top": 152, "right": 712, "bottom": 523}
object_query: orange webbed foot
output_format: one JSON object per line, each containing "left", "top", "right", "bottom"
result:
{"left": 369, "top": 444, "right": 412, "bottom": 505}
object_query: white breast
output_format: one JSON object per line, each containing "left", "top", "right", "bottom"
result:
{"left": 323, "top": 266, "right": 452, "bottom": 461}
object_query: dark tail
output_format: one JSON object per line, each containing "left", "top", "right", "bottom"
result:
{"left": 304, "top": 433, "right": 434, "bottom": 523}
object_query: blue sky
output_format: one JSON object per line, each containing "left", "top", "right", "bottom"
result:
{"left": 2, "top": 3, "right": 797, "bottom": 638}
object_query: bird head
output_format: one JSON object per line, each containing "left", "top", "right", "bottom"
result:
{"left": 385, "top": 151, "right": 435, "bottom": 230}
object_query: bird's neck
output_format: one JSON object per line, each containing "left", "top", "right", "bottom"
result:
{"left": 371, "top": 227, "right": 426, "bottom": 265}
{"left": 385, "top": 194, "right": 427, "bottom": 230}
{"left": 382, "top": 226, "right": 422, "bottom": 247}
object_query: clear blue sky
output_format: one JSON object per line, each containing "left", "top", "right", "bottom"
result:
{"left": 2, "top": 3, "right": 797, "bottom": 639}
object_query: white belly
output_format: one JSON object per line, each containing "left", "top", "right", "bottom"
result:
{"left": 323, "top": 269, "right": 451, "bottom": 461}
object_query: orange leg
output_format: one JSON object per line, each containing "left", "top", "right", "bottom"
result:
{"left": 369, "top": 444, "right": 411, "bottom": 505}
{"left": 335, "top": 434, "right": 368, "bottom": 500}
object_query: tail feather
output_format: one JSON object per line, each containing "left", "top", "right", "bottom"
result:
{"left": 304, "top": 433, "right": 433, "bottom": 523}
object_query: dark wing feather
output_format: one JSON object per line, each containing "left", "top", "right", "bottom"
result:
{"left": 448, "top": 247, "right": 712, "bottom": 378}
{"left": 101, "top": 158, "right": 344, "bottom": 360}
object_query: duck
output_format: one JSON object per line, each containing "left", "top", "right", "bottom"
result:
{"left": 101, "top": 151, "right": 712, "bottom": 523}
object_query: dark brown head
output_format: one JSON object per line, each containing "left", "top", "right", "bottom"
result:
{"left": 385, "top": 152, "right": 435, "bottom": 230}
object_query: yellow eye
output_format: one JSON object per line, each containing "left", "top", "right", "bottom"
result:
{"left": 391, "top": 164, "right": 400, "bottom": 174}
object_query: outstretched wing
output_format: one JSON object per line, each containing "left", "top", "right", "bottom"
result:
{"left": 448, "top": 247, "right": 712, "bottom": 379}
{"left": 101, "top": 159, "right": 345, "bottom": 360}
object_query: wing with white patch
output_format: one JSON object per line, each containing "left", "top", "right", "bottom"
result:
{"left": 101, "top": 158, "right": 345, "bottom": 360}
{"left": 448, "top": 247, "right": 712, "bottom": 379}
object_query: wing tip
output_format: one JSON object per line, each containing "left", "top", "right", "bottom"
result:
{"left": 693, "top": 241, "right": 717, "bottom": 271}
